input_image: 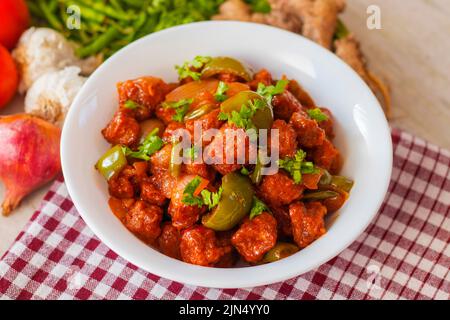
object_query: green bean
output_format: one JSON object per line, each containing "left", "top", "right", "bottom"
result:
{"left": 27, "top": 0, "right": 46, "bottom": 19}
{"left": 109, "top": 0, "right": 125, "bottom": 13}
{"left": 76, "top": 26, "right": 119, "bottom": 58}
{"left": 122, "top": 0, "right": 147, "bottom": 9}
{"left": 77, "top": 0, "right": 132, "bottom": 20}
{"left": 39, "top": 0, "right": 63, "bottom": 30}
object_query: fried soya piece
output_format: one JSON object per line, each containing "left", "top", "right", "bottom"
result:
{"left": 307, "top": 138, "right": 340, "bottom": 172}
{"left": 270, "top": 119, "right": 298, "bottom": 158}
{"left": 287, "top": 79, "right": 315, "bottom": 108}
{"left": 185, "top": 109, "right": 224, "bottom": 147}
{"left": 151, "top": 170, "right": 176, "bottom": 199}
{"left": 271, "top": 90, "right": 303, "bottom": 122}
{"left": 150, "top": 144, "right": 172, "bottom": 174}
{"left": 117, "top": 76, "right": 170, "bottom": 121}
{"left": 257, "top": 171, "right": 303, "bottom": 207}
{"left": 168, "top": 175, "right": 206, "bottom": 230}
{"left": 248, "top": 69, "right": 273, "bottom": 90}
{"left": 316, "top": 107, "right": 334, "bottom": 138}
{"left": 289, "top": 111, "right": 326, "bottom": 148}
{"left": 180, "top": 225, "right": 232, "bottom": 266}
{"left": 231, "top": 212, "right": 277, "bottom": 263}
{"left": 157, "top": 222, "right": 181, "bottom": 260}
{"left": 271, "top": 205, "right": 293, "bottom": 238}
{"left": 204, "top": 123, "right": 257, "bottom": 175}
{"left": 215, "top": 230, "right": 239, "bottom": 268}
{"left": 289, "top": 201, "right": 327, "bottom": 248}
{"left": 125, "top": 200, "right": 163, "bottom": 244}
{"left": 162, "top": 121, "right": 186, "bottom": 143}
{"left": 108, "top": 173, "right": 134, "bottom": 199}
{"left": 183, "top": 161, "right": 215, "bottom": 181}
{"left": 101, "top": 110, "right": 140, "bottom": 147}
{"left": 140, "top": 177, "right": 167, "bottom": 206}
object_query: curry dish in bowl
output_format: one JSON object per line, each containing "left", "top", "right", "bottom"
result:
{"left": 95, "top": 55, "right": 354, "bottom": 267}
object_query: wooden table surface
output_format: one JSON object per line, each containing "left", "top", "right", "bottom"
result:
{"left": 1, "top": 0, "right": 449, "bottom": 257}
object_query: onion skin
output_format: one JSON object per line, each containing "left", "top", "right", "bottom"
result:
{"left": 0, "top": 114, "right": 61, "bottom": 216}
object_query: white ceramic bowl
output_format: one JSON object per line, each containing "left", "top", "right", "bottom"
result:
{"left": 61, "top": 21, "right": 392, "bottom": 288}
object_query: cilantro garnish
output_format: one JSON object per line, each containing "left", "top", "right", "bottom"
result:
{"left": 306, "top": 108, "right": 329, "bottom": 122}
{"left": 123, "top": 100, "right": 142, "bottom": 110}
{"left": 182, "top": 176, "right": 222, "bottom": 209}
{"left": 214, "top": 81, "right": 229, "bottom": 102}
{"left": 182, "top": 176, "right": 204, "bottom": 207}
{"left": 162, "top": 98, "right": 193, "bottom": 122}
{"left": 218, "top": 98, "right": 266, "bottom": 130}
{"left": 277, "top": 149, "right": 319, "bottom": 184}
{"left": 249, "top": 196, "right": 270, "bottom": 219}
{"left": 122, "top": 128, "right": 164, "bottom": 161}
{"left": 200, "top": 187, "right": 223, "bottom": 210}
{"left": 175, "top": 56, "right": 212, "bottom": 81}
{"left": 257, "top": 79, "right": 289, "bottom": 103}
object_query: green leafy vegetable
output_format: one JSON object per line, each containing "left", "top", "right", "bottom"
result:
{"left": 122, "top": 128, "right": 164, "bottom": 161}
{"left": 182, "top": 176, "right": 222, "bottom": 209}
{"left": 249, "top": 196, "right": 270, "bottom": 219}
{"left": 163, "top": 98, "right": 193, "bottom": 122}
{"left": 200, "top": 187, "right": 223, "bottom": 210}
{"left": 218, "top": 99, "right": 266, "bottom": 130}
{"left": 182, "top": 176, "right": 204, "bottom": 207}
{"left": 175, "top": 56, "right": 212, "bottom": 81}
{"left": 278, "top": 149, "right": 319, "bottom": 184}
{"left": 123, "top": 100, "right": 141, "bottom": 110}
{"left": 257, "top": 79, "right": 289, "bottom": 103}
{"left": 214, "top": 81, "right": 229, "bottom": 102}
{"left": 244, "top": 0, "right": 272, "bottom": 13}
{"left": 29, "top": 1, "right": 226, "bottom": 59}
{"left": 307, "top": 108, "right": 329, "bottom": 122}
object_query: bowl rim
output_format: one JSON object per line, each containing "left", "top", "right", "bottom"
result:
{"left": 61, "top": 21, "right": 393, "bottom": 288}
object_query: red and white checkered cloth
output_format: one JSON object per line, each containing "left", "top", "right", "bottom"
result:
{"left": 0, "top": 128, "right": 448, "bottom": 300}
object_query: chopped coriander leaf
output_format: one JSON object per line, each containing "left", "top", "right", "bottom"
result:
{"left": 218, "top": 112, "right": 229, "bottom": 121}
{"left": 219, "top": 98, "right": 266, "bottom": 130}
{"left": 182, "top": 176, "right": 204, "bottom": 208}
{"left": 124, "top": 100, "right": 141, "bottom": 110}
{"left": 214, "top": 81, "right": 229, "bottom": 102}
{"left": 249, "top": 196, "right": 270, "bottom": 219}
{"left": 175, "top": 56, "right": 212, "bottom": 81}
{"left": 307, "top": 108, "right": 329, "bottom": 122}
{"left": 278, "top": 149, "right": 319, "bottom": 184}
{"left": 240, "top": 167, "right": 250, "bottom": 175}
{"left": 122, "top": 128, "right": 164, "bottom": 161}
{"left": 163, "top": 98, "right": 193, "bottom": 122}
{"left": 200, "top": 187, "right": 223, "bottom": 210}
{"left": 244, "top": 0, "right": 272, "bottom": 13}
{"left": 257, "top": 79, "right": 289, "bottom": 103}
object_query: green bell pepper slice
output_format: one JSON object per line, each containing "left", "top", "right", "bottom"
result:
{"left": 95, "top": 145, "right": 127, "bottom": 180}
{"left": 202, "top": 172, "right": 254, "bottom": 231}
{"left": 201, "top": 57, "right": 253, "bottom": 82}
{"left": 262, "top": 242, "right": 299, "bottom": 263}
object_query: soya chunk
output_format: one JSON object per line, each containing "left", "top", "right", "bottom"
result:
{"left": 231, "top": 213, "right": 277, "bottom": 263}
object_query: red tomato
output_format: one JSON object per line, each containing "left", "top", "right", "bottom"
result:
{"left": 0, "top": 44, "right": 19, "bottom": 108}
{"left": 0, "top": 0, "right": 30, "bottom": 49}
